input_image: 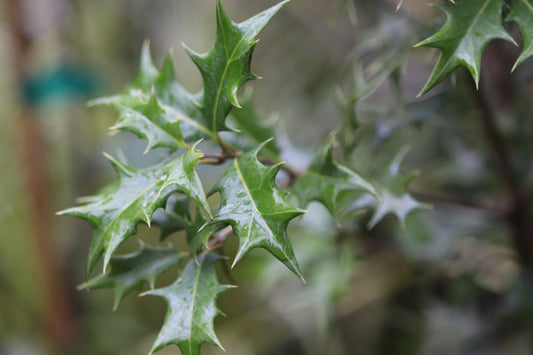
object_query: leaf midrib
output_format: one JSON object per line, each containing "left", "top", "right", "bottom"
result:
{"left": 122, "top": 106, "right": 186, "bottom": 149}
{"left": 211, "top": 24, "right": 255, "bottom": 133}
{"left": 441, "top": 0, "right": 491, "bottom": 73}
{"left": 161, "top": 103, "right": 217, "bottom": 140}
{"left": 521, "top": 0, "right": 533, "bottom": 13}
{"left": 187, "top": 253, "right": 205, "bottom": 354}
{"left": 232, "top": 159, "right": 298, "bottom": 271}
{"left": 100, "top": 177, "right": 163, "bottom": 271}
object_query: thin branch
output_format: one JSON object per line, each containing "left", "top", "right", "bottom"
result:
{"left": 474, "top": 82, "right": 519, "bottom": 202}
{"left": 201, "top": 150, "right": 302, "bottom": 186}
{"left": 474, "top": 77, "right": 533, "bottom": 274}
{"left": 408, "top": 188, "right": 503, "bottom": 215}
{"left": 207, "top": 225, "right": 233, "bottom": 250}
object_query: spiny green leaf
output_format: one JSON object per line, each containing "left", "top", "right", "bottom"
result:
{"left": 293, "top": 134, "right": 377, "bottom": 221}
{"left": 159, "top": 143, "right": 212, "bottom": 219}
{"left": 143, "top": 253, "right": 231, "bottom": 355}
{"left": 507, "top": 0, "right": 533, "bottom": 71}
{"left": 109, "top": 92, "right": 187, "bottom": 152}
{"left": 366, "top": 148, "right": 431, "bottom": 228}
{"left": 133, "top": 40, "right": 159, "bottom": 91}
{"left": 193, "top": 142, "right": 306, "bottom": 280}
{"left": 184, "top": 0, "right": 289, "bottom": 133}
{"left": 416, "top": 0, "right": 515, "bottom": 96}
{"left": 78, "top": 241, "right": 183, "bottom": 310}
{"left": 92, "top": 43, "right": 216, "bottom": 144}
{"left": 153, "top": 52, "right": 215, "bottom": 141}
{"left": 58, "top": 155, "right": 177, "bottom": 277}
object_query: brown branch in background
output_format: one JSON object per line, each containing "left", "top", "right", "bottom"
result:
{"left": 408, "top": 188, "right": 504, "bottom": 215}
{"left": 8, "top": 0, "right": 75, "bottom": 351}
{"left": 474, "top": 83, "right": 518, "bottom": 201}
{"left": 474, "top": 73, "right": 533, "bottom": 275}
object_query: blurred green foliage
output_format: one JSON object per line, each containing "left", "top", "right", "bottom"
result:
{"left": 2, "top": 0, "right": 533, "bottom": 354}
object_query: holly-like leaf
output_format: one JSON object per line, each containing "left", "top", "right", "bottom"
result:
{"left": 507, "top": 0, "right": 533, "bottom": 71}
{"left": 159, "top": 143, "right": 212, "bottom": 219}
{"left": 293, "top": 134, "right": 377, "bottom": 220}
{"left": 59, "top": 147, "right": 208, "bottom": 276}
{"left": 143, "top": 253, "right": 231, "bottom": 355}
{"left": 184, "top": 0, "right": 288, "bottom": 133}
{"left": 416, "top": 0, "right": 515, "bottom": 96}
{"left": 109, "top": 92, "right": 187, "bottom": 152}
{"left": 366, "top": 148, "right": 431, "bottom": 228}
{"left": 58, "top": 155, "right": 177, "bottom": 276}
{"left": 153, "top": 52, "right": 216, "bottom": 141}
{"left": 132, "top": 40, "right": 159, "bottom": 91}
{"left": 91, "top": 44, "right": 216, "bottom": 145}
{"left": 78, "top": 241, "right": 182, "bottom": 310}
{"left": 193, "top": 142, "right": 306, "bottom": 279}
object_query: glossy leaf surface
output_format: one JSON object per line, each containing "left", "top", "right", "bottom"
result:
{"left": 143, "top": 253, "right": 230, "bottom": 355}
{"left": 184, "top": 0, "right": 288, "bottom": 132}
{"left": 194, "top": 143, "right": 306, "bottom": 279}
{"left": 109, "top": 92, "right": 186, "bottom": 152}
{"left": 416, "top": 0, "right": 514, "bottom": 95}
{"left": 159, "top": 143, "right": 212, "bottom": 218}
{"left": 92, "top": 44, "right": 215, "bottom": 144}
{"left": 59, "top": 155, "right": 176, "bottom": 276}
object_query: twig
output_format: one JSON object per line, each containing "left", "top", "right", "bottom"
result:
{"left": 201, "top": 149, "right": 301, "bottom": 186}
{"left": 474, "top": 81, "right": 518, "bottom": 202}
{"left": 408, "top": 188, "right": 503, "bottom": 215}
{"left": 474, "top": 79, "right": 533, "bottom": 274}
{"left": 207, "top": 225, "right": 233, "bottom": 250}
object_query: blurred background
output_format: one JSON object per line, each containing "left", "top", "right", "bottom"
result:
{"left": 2, "top": 0, "right": 533, "bottom": 354}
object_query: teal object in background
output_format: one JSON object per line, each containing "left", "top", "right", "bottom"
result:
{"left": 23, "top": 64, "right": 98, "bottom": 105}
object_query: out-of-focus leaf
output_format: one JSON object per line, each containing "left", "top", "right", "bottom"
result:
{"left": 507, "top": 0, "right": 533, "bottom": 71}
{"left": 351, "top": 148, "right": 431, "bottom": 228}
{"left": 293, "top": 134, "right": 376, "bottom": 220}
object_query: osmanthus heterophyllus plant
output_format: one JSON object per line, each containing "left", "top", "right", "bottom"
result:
{"left": 60, "top": 0, "right": 533, "bottom": 354}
